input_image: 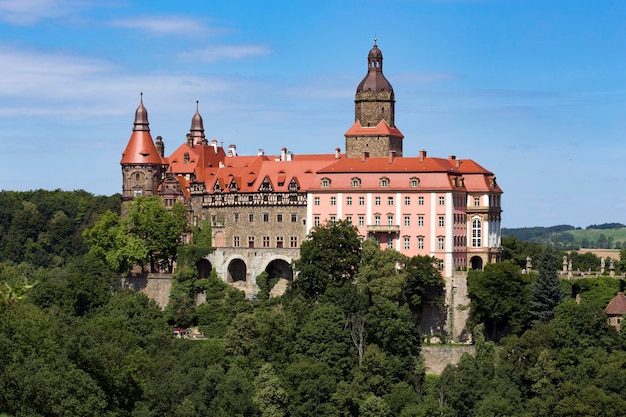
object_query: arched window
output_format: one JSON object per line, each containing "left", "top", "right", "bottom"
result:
{"left": 472, "top": 217, "right": 482, "bottom": 248}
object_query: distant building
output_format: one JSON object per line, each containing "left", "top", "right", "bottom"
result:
{"left": 605, "top": 292, "right": 626, "bottom": 332}
{"left": 120, "top": 41, "right": 503, "bottom": 294}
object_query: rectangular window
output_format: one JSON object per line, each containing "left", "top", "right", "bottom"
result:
{"left": 263, "top": 236, "right": 270, "bottom": 247}
{"left": 438, "top": 237, "right": 444, "bottom": 250}
{"left": 404, "top": 196, "right": 410, "bottom": 206}
{"left": 474, "top": 197, "right": 481, "bottom": 206}
{"left": 346, "top": 215, "right": 352, "bottom": 224}
{"left": 404, "top": 216, "right": 410, "bottom": 227}
{"left": 346, "top": 196, "right": 352, "bottom": 206}
{"left": 418, "top": 236, "right": 424, "bottom": 250}
{"left": 375, "top": 216, "right": 381, "bottom": 226}
{"left": 359, "top": 197, "right": 365, "bottom": 206}
{"left": 248, "top": 236, "right": 255, "bottom": 248}
{"left": 277, "top": 214, "right": 283, "bottom": 222}
{"left": 418, "top": 216, "right": 424, "bottom": 227}
{"left": 387, "top": 215, "right": 394, "bottom": 226}
{"left": 263, "top": 213, "right": 269, "bottom": 222}
{"left": 418, "top": 196, "right": 424, "bottom": 206}
{"left": 387, "top": 236, "right": 393, "bottom": 248}
{"left": 248, "top": 213, "right": 254, "bottom": 222}
{"left": 290, "top": 236, "right": 298, "bottom": 248}
{"left": 375, "top": 197, "right": 381, "bottom": 206}
{"left": 233, "top": 236, "right": 240, "bottom": 247}
{"left": 404, "top": 236, "right": 410, "bottom": 250}
{"left": 234, "top": 213, "right": 239, "bottom": 222}
{"left": 330, "top": 216, "right": 336, "bottom": 224}
{"left": 276, "top": 236, "right": 284, "bottom": 248}
{"left": 314, "top": 216, "right": 320, "bottom": 226}
{"left": 439, "top": 196, "right": 445, "bottom": 205}
{"left": 314, "top": 197, "right": 320, "bottom": 206}
{"left": 330, "top": 197, "right": 336, "bottom": 206}
{"left": 388, "top": 197, "right": 394, "bottom": 206}
{"left": 358, "top": 216, "right": 365, "bottom": 227}
{"left": 439, "top": 216, "right": 445, "bottom": 227}
{"left": 291, "top": 213, "right": 297, "bottom": 222}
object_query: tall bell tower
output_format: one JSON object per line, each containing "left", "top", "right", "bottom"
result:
{"left": 345, "top": 40, "right": 404, "bottom": 158}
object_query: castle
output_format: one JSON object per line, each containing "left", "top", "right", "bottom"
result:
{"left": 121, "top": 41, "right": 503, "bottom": 298}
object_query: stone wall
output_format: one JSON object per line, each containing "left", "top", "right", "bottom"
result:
{"left": 420, "top": 271, "right": 472, "bottom": 343}
{"left": 421, "top": 345, "right": 475, "bottom": 375}
{"left": 119, "top": 273, "right": 172, "bottom": 308}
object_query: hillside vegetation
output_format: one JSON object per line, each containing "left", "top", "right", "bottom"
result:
{"left": 503, "top": 223, "right": 626, "bottom": 250}
{"left": 1, "top": 192, "right": 626, "bottom": 417}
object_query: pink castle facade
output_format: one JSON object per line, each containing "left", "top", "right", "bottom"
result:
{"left": 121, "top": 41, "right": 502, "bottom": 286}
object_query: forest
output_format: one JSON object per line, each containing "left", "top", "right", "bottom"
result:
{"left": 1, "top": 190, "right": 626, "bottom": 417}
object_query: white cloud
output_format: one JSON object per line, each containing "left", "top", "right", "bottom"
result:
{"left": 178, "top": 44, "right": 272, "bottom": 63}
{"left": 0, "top": 0, "right": 83, "bottom": 25}
{"left": 110, "top": 15, "right": 218, "bottom": 37}
{"left": 0, "top": 43, "right": 241, "bottom": 120}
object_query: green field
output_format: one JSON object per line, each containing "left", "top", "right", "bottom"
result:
{"left": 566, "top": 228, "right": 626, "bottom": 247}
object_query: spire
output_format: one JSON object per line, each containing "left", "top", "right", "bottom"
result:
{"left": 121, "top": 94, "right": 162, "bottom": 165}
{"left": 357, "top": 39, "right": 392, "bottom": 93}
{"left": 133, "top": 92, "right": 150, "bottom": 132}
{"left": 190, "top": 100, "right": 206, "bottom": 143}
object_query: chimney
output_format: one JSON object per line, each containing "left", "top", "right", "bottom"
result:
{"left": 287, "top": 151, "right": 293, "bottom": 161}
{"left": 228, "top": 144, "right": 237, "bottom": 157}
{"left": 258, "top": 149, "right": 265, "bottom": 156}
{"left": 361, "top": 151, "right": 369, "bottom": 162}
{"left": 281, "top": 147, "right": 287, "bottom": 161}
{"left": 448, "top": 155, "right": 456, "bottom": 160}
{"left": 419, "top": 149, "right": 427, "bottom": 162}
{"left": 388, "top": 150, "right": 396, "bottom": 164}
{"left": 211, "top": 139, "right": 218, "bottom": 154}
{"left": 335, "top": 147, "right": 341, "bottom": 159}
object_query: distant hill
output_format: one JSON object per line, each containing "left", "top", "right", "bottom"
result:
{"left": 502, "top": 223, "right": 626, "bottom": 250}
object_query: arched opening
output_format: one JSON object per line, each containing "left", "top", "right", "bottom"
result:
{"left": 262, "top": 259, "right": 293, "bottom": 298}
{"left": 196, "top": 259, "right": 212, "bottom": 279}
{"left": 265, "top": 259, "right": 293, "bottom": 281}
{"left": 470, "top": 256, "right": 483, "bottom": 271}
{"left": 227, "top": 259, "right": 247, "bottom": 283}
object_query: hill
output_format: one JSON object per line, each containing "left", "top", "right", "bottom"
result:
{"left": 503, "top": 223, "right": 626, "bottom": 249}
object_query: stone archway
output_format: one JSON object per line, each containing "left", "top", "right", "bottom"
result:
{"left": 227, "top": 259, "right": 247, "bottom": 283}
{"left": 263, "top": 259, "right": 293, "bottom": 297}
{"left": 196, "top": 258, "right": 212, "bottom": 279}
{"left": 470, "top": 256, "right": 483, "bottom": 271}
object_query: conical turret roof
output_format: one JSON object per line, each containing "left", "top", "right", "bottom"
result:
{"left": 120, "top": 94, "right": 163, "bottom": 165}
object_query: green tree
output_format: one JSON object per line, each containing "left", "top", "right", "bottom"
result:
{"left": 468, "top": 261, "right": 531, "bottom": 341}
{"left": 253, "top": 363, "right": 288, "bottom": 417}
{"left": 291, "top": 220, "right": 361, "bottom": 302}
{"left": 125, "top": 197, "right": 188, "bottom": 273}
{"left": 84, "top": 197, "right": 188, "bottom": 275}
{"left": 529, "top": 248, "right": 565, "bottom": 325}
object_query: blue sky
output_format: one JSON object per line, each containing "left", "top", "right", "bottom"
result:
{"left": 0, "top": 0, "right": 624, "bottom": 228}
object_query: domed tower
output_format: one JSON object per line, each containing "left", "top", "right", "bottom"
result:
{"left": 345, "top": 40, "right": 404, "bottom": 158}
{"left": 189, "top": 100, "right": 207, "bottom": 146}
{"left": 120, "top": 94, "right": 164, "bottom": 203}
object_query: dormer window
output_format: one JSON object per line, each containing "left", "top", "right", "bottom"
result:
{"left": 351, "top": 177, "right": 361, "bottom": 188}
{"left": 380, "top": 177, "right": 390, "bottom": 188}
{"left": 184, "top": 152, "right": 190, "bottom": 164}
{"left": 410, "top": 177, "right": 419, "bottom": 188}
{"left": 321, "top": 178, "right": 331, "bottom": 188}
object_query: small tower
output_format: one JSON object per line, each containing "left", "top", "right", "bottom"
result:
{"left": 190, "top": 100, "right": 207, "bottom": 146}
{"left": 345, "top": 39, "right": 404, "bottom": 158}
{"left": 120, "top": 94, "right": 164, "bottom": 203}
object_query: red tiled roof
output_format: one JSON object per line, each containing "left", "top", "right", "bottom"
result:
{"left": 606, "top": 292, "right": 626, "bottom": 315}
{"left": 120, "top": 131, "right": 163, "bottom": 165}
{"left": 344, "top": 120, "right": 404, "bottom": 138}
